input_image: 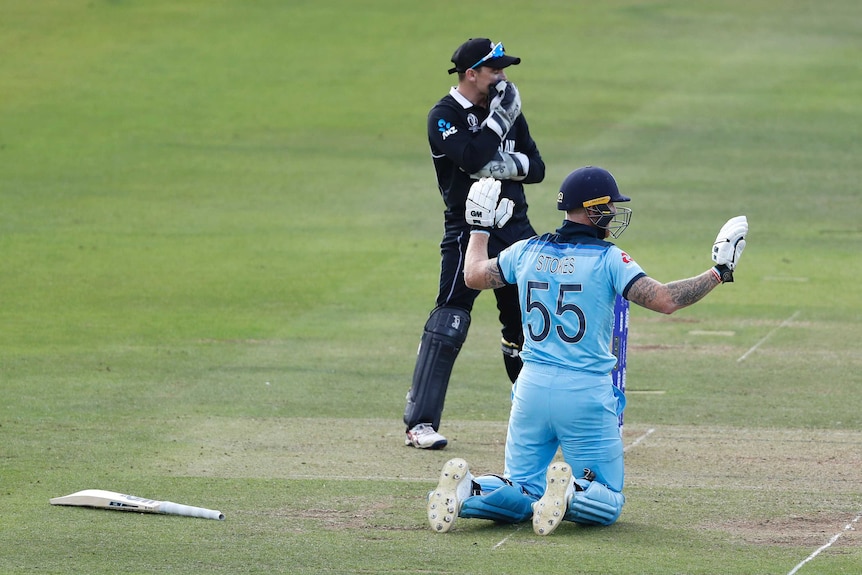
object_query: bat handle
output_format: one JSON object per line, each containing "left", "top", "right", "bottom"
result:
{"left": 160, "top": 501, "right": 225, "bottom": 520}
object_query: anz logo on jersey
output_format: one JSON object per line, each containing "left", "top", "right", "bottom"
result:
{"left": 437, "top": 119, "right": 458, "bottom": 140}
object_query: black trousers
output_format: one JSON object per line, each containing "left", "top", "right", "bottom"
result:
{"left": 436, "top": 229, "right": 521, "bottom": 344}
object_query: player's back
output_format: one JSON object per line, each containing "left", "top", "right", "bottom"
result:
{"left": 498, "top": 230, "right": 635, "bottom": 375}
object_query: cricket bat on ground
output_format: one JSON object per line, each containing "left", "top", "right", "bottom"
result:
{"left": 50, "top": 489, "right": 225, "bottom": 520}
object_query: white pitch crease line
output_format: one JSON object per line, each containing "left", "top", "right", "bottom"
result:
{"left": 737, "top": 310, "right": 800, "bottom": 362}
{"left": 492, "top": 427, "right": 656, "bottom": 549}
{"left": 492, "top": 525, "right": 524, "bottom": 549}
{"left": 786, "top": 512, "right": 862, "bottom": 575}
{"left": 624, "top": 428, "right": 656, "bottom": 452}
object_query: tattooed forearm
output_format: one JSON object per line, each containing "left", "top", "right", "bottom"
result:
{"left": 483, "top": 261, "right": 506, "bottom": 289}
{"left": 628, "top": 277, "right": 660, "bottom": 308}
{"left": 464, "top": 232, "right": 507, "bottom": 290}
{"left": 665, "top": 272, "right": 717, "bottom": 308}
{"left": 628, "top": 271, "right": 719, "bottom": 314}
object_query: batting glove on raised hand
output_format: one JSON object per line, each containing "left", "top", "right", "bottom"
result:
{"left": 484, "top": 81, "right": 522, "bottom": 139}
{"left": 466, "top": 177, "right": 514, "bottom": 229}
{"left": 470, "top": 151, "right": 530, "bottom": 181}
{"left": 711, "top": 215, "right": 748, "bottom": 282}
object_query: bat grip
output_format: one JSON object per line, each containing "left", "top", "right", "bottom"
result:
{"left": 160, "top": 501, "right": 225, "bottom": 520}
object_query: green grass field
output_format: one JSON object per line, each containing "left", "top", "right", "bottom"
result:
{"left": 2, "top": 1, "right": 860, "bottom": 573}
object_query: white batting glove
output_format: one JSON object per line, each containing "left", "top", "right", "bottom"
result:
{"left": 495, "top": 194, "right": 514, "bottom": 228}
{"left": 466, "top": 178, "right": 514, "bottom": 229}
{"left": 470, "top": 151, "right": 530, "bottom": 181}
{"left": 711, "top": 215, "right": 748, "bottom": 282}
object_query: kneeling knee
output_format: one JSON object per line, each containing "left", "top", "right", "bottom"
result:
{"left": 459, "top": 481, "right": 535, "bottom": 524}
{"left": 565, "top": 480, "right": 625, "bottom": 526}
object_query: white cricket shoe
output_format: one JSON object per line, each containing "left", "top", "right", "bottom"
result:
{"left": 427, "top": 458, "right": 472, "bottom": 533}
{"left": 532, "top": 461, "right": 574, "bottom": 536}
{"left": 405, "top": 423, "right": 448, "bottom": 449}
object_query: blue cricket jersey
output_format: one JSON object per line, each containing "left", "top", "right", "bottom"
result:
{"left": 496, "top": 221, "right": 646, "bottom": 375}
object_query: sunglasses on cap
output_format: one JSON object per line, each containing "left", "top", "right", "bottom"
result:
{"left": 470, "top": 42, "right": 505, "bottom": 70}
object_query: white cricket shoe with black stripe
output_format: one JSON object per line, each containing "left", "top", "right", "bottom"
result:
{"left": 532, "top": 461, "right": 574, "bottom": 535}
{"left": 405, "top": 423, "right": 448, "bottom": 449}
{"left": 427, "top": 458, "right": 472, "bottom": 533}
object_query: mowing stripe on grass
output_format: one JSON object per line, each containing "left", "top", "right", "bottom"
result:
{"left": 786, "top": 511, "right": 862, "bottom": 575}
{"left": 737, "top": 310, "right": 800, "bottom": 362}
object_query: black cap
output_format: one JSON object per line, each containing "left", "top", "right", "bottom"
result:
{"left": 448, "top": 38, "right": 521, "bottom": 74}
{"left": 557, "top": 166, "right": 631, "bottom": 211}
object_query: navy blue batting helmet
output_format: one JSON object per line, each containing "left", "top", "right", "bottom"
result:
{"left": 557, "top": 166, "right": 630, "bottom": 211}
{"left": 557, "top": 166, "right": 632, "bottom": 238}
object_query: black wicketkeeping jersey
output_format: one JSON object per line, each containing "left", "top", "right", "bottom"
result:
{"left": 427, "top": 87, "right": 546, "bottom": 248}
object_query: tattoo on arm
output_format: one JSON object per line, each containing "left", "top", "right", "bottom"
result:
{"left": 627, "top": 277, "right": 660, "bottom": 308}
{"left": 665, "top": 273, "right": 716, "bottom": 308}
{"left": 628, "top": 271, "right": 717, "bottom": 313}
{"left": 483, "top": 261, "right": 506, "bottom": 289}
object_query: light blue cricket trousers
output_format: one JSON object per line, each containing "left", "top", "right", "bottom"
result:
{"left": 504, "top": 362, "right": 625, "bottom": 498}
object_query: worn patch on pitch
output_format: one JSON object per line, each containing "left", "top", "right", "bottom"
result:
{"left": 159, "top": 417, "right": 508, "bottom": 482}
{"left": 160, "top": 419, "right": 862, "bottom": 547}
{"left": 624, "top": 426, "right": 861, "bottom": 494}
{"left": 623, "top": 425, "right": 862, "bottom": 548}
{"left": 716, "top": 512, "right": 861, "bottom": 547}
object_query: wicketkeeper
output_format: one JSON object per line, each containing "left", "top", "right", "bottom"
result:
{"left": 403, "top": 38, "right": 546, "bottom": 449}
{"left": 427, "top": 166, "right": 748, "bottom": 535}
